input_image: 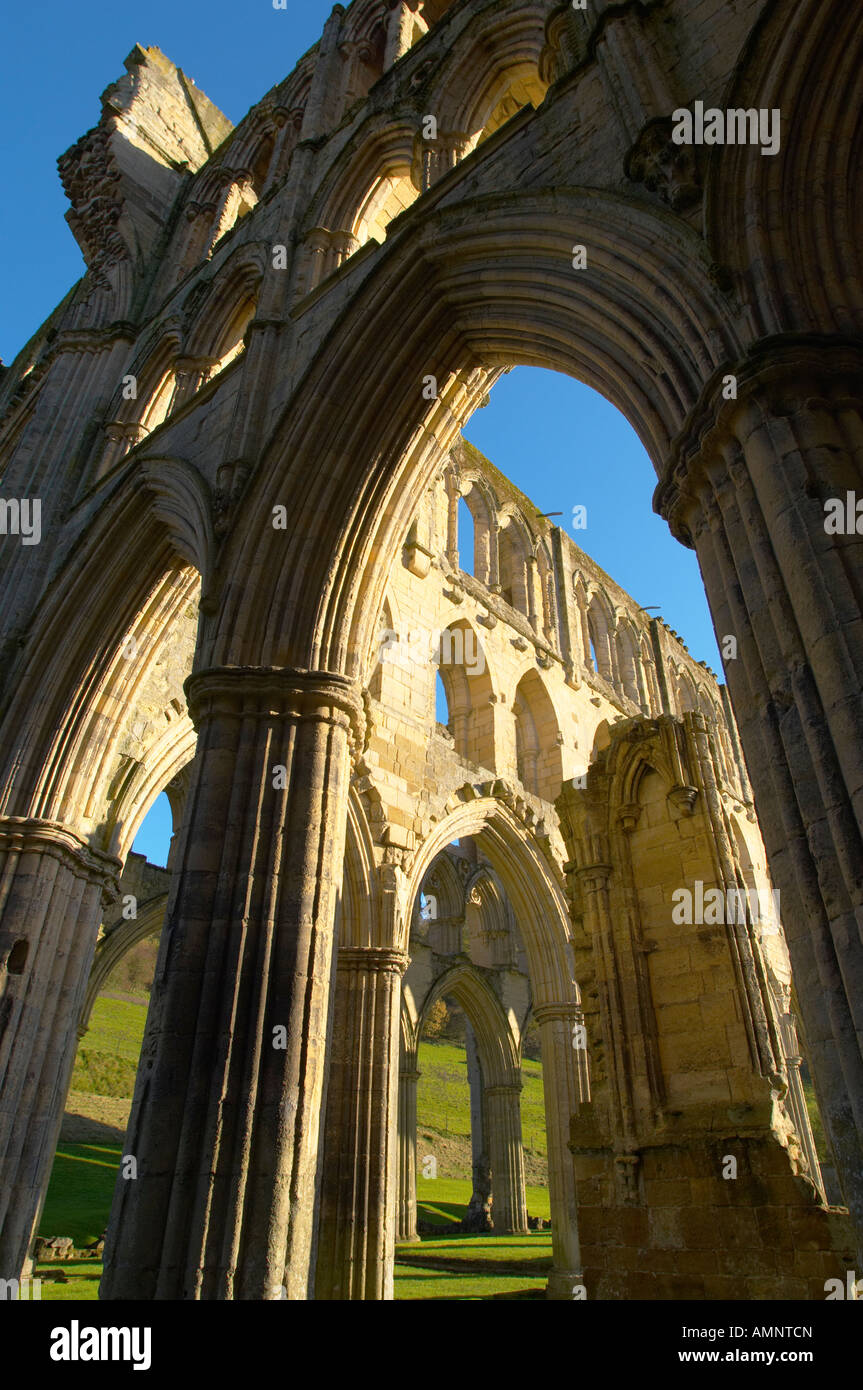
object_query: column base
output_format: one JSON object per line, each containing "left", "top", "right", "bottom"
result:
{"left": 546, "top": 1268, "right": 586, "bottom": 1300}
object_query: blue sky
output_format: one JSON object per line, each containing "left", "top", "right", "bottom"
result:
{"left": 2, "top": 4, "right": 722, "bottom": 862}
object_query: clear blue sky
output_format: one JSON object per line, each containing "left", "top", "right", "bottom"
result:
{"left": 2, "top": 5, "right": 722, "bottom": 862}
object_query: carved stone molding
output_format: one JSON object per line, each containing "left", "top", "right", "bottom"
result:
{"left": 0, "top": 816, "right": 122, "bottom": 906}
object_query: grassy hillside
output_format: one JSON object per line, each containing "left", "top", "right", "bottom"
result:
{"left": 71, "top": 996, "right": 147, "bottom": 1097}
{"left": 416, "top": 1038, "right": 548, "bottom": 1185}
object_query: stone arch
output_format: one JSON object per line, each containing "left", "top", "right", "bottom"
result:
{"left": 457, "top": 474, "right": 495, "bottom": 583}
{"left": 182, "top": 250, "right": 264, "bottom": 371}
{"left": 615, "top": 618, "right": 644, "bottom": 710}
{"left": 436, "top": 618, "right": 495, "bottom": 770}
{"left": 675, "top": 665, "right": 698, "bottom": 715}
{"left": 0, "top": 556, "right": 202, "bottom": 839}
{"left": 586, "top": 587, "right": 616, "bottom": 685}
{"left": 403, "top": 800, "right": 576, "bottom": 1011}
{"left": 340, "top": 785, "right": 380, "bottom": 950}
{"left": 433, "top": 4, "right": 549, "bottom": 150}
{"left": 463, "top": 864, "right": 514, "bottom": 969}
{"left": 497, "top": 508, "right": 532, "bottom": 617}
{"left": 416, "top": 839, "right": 464, "bottom": 939}
{"left": 80, "top": 891, "right": 168, "bottom": 1033}
{"left": 214, "top": 183, "right": 738, "bottom": 680}
{"left": 416, "top": 961, "right": 520, "bottom": 1089}
{"left": 91, "top": 329, "right": 182, "bottom": 479}
{"left": 0, "top": 462, "right": 208, "bottom": 1278}
{"left": 403, "top": 800, "right": 585, "bottom": 1288}
{"left": 706, "top": 0, "right": 863, "bottom": 341}
{"left": 308, "top": 124, "right": 418, "bottom": 282}
{"left": 512, "top": 668, "right": 563, "bottom": 802}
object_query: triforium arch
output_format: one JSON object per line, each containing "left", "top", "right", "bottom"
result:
{"left": 2, "top": 0, "right": 862, "bottom": 1301}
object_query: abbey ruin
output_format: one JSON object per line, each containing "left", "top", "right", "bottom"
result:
{"left": 1, "top": 0, "right": 861, "bottom": 1302}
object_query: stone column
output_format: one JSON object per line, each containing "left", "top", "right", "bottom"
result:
{"left": 533, "top": 1001, "right": 588, "bottom": 1299}
{"left": 100, "top": 667, "right": 362, "bottom": 1300}
{"left": 384, "top": 0, "right": 425, "bottom": 69}
{"left": 0, "top": 818, "right": 120, "bottom": 1280}
{"left": 656, "top": 343, "right": 863, "bottom": 1246}
{"left": 462, "top": 1023, "right": 492, "bottom": 1230}
{"left": 397, "top": 1059, "right": 419, "bottom": 1243}
{"left": 315, "top": 946, "right": 407, "bottom": 1300}
{"left": 526, "top": 554, "right": 541, "bottom": 632}
{"left": 418, "top": 132, "right": 470, "bottom": 192}
{"left": 169, "top": 356, "right": 218, "bottom": 412}
{"left": 485, "top": 1084, "right": 528, "bottom": 1234}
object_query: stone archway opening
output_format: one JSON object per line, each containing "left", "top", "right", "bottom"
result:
{"left": 396, "top": 808, "right": 586, "bottom": 1300}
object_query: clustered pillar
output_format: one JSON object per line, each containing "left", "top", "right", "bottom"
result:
{"left": 397, "top": 1059, "right": 420, "bottom": 1244}
{"left": 315, "top": 946, "right": 408, "bottom": 1300}
{"left": 658, "top": 344, "right": 863, "bottom": 1246}
{"left": 99, "top": 666, "right": 362, "bottom": 1300}
{"left": 533, "top": 1001, "right": 588, "bottom": 1299}
{"left": 0, "top": 818, "right": 119, "bottom": 1281}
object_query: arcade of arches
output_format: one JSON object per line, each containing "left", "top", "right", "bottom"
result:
{"left": 1, "top": 0, "right": 862, "bottom": 1301}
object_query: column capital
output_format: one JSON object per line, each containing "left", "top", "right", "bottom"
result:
{"left": 0, "top": 816, "right": 121, "bottom": 905}
{"left": 336, "top": 946, "right": 408, "bottom": 976}
{"left": 654, "top": 335, "right": 863, "bottom": 545}
{"left": 484, "top": 1083, "right": 522, "bottom": 1098}
{"left": 574, "top": 861, "right": 613, "bottom": 890}
{"left": 184, "top": 666, "right": 365, "bottom": 748}
{"left": 531, "top": 1000, "right": 583, "bottom": 1026}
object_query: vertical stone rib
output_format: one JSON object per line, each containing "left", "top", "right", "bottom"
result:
{"left": 533, "top": 1002, "right": 585, "bottom": 1299}
{"left": 485, "top": 1084, "right": 528, "bottom": 1234}
{"left": 315, "top": 946, "right": 406, "bottom": 1300}
{"left": 397, "top": 1061, "right": 419, "bottom": 1243}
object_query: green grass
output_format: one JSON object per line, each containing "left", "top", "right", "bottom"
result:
{"left": 393, "top": 1267, "right": 546, "bottom": 1299}
{"left": 416, "top": 1176, "right": 550, "bottom": 1228}
{"left": 35, "top": 1261, "right": 103, "bottom": 1301}
{"left": 38, "top": 1142, "right": 121, "bottom": 1247}
{"left": 394, "top": 1230, "right": 552, "bottom": 1300}
{"left": 417, "top": 1039, "right": 547, "bottom": 1159}
{"left": 71, "top": 996, "right": 147, "bottom": 1097}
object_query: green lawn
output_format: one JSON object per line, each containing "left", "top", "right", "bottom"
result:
{"left": 39, "top": 1142, "right": 121, "bottom": 1247}
{"left": 416, "top": 1176, "right": 550, "bottom": 1227}
{"left": 34, "top": 1149, "right": 551, "bottom": 1301}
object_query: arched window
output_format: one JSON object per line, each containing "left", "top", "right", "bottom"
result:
{"left": 249, "top": 134, "right": 276, "bottom": 198}
{"left": 512, "top": 670, "right": 562, "bottom": 801}
{"left": 435, "top": 669, "right": 449, "bottom": 725}
{"left": 436, "top": 622, "right": 495, "bottom": 768}
{"left": 616, "top": 621, "right": 643, "bottom": 708}
{"left": 676, "top": 668, "right": 698, "bottom": 714}
{"left": 352, "top": 166, "right": 417, "bottom": 246}
{"left": 586, "top": 594, "right": 615, "bottom": 682}
{"left": 210, "top": 293, "right": 257, "bottom": 375}
{"left": 498, "top": 517, "right": 529, "bottom": 616}
{"left": 458, "top": 496, "right": 475, "bottom": 576}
